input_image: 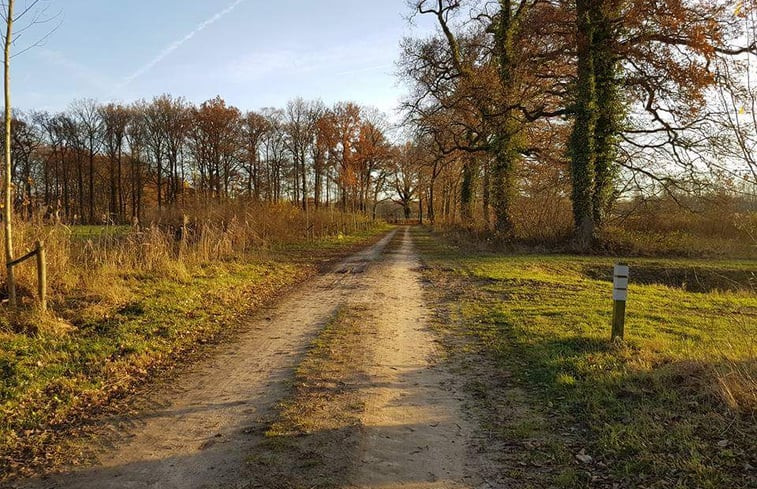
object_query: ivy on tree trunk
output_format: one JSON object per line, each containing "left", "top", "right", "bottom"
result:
{"left": 570, "top": 0, "right": 598, "bottom": 248}
{"left": 490, "top": 0, "right": 522, "bottom": 238}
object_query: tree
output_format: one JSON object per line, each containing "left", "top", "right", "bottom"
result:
{"left": 10, "top": 113, "right": 43, "bottom": 218}
{"left": 283, "top": 98, "right": 317, "bottom": 210}
{"left": 259, "top": 107, "right": 287, "bottom": 203}
{"left": 567, "top": 0, "right": 757, "bottom": 247}
{"left": 100, "top": 103, "right": 131, "bottom": 222}
{"left": 242, "top": 110, "right": 269, "bottom": 200}
{"left": 392, "top": 142, "right": 421, "bottom": 219}
{"left": 331, "top": 102, "right": 362, "bottom": 210}
{"left": 191, "top": 96, "right": 242, "bottom": 199}
{"left": 312, "top": 106, "right": 337, "bottom": 208}
{"left": 569, "top": 0, "right": 599, "bottom": 246}
{"left": 354, "top": 109, "right": 392, "bottom": 213}
{"left": 158, "top": 95, "right": 191, "bottom": 206}
{"left": 126, "top": 102, "right": 147, "bottom": 223}
{"left": 409, "top": 0, "right": 569, "bottom": 236}
{"left": 71, "top": 99, "right": 103, "bottom": 224}
{"left": 3, "top": 0, "right": 15, "bottom": 306}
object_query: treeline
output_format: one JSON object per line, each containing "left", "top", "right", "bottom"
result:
{"left": 400, "top": 0, "right": 757, "bottom": 247}
{"left": 6, "top": 96, "right": 399, "bottom": 225}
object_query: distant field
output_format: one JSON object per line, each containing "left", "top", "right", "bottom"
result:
{"left": 414, "top": 227, "right": 756, "bottom": 488}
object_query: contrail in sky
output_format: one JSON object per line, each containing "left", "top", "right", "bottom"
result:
{"left": 118, "top": 0, "right": 246, "bottom": 88}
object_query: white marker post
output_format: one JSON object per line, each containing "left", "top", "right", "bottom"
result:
{"left": 612, "top": 263, "right": 629, "bottom": 342}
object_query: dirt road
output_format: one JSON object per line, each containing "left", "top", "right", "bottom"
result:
{"left": 347, "top": 227, "right": 475, "bottom": 488}
{"left": 11, "top": 227, "right": 478, "bottom": 489}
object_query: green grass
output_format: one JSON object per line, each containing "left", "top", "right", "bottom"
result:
{"left": 246, "top": 304, "right": 370, "bottom": 488}
{"left": 413, "top": 227, "right": 757, "bottom": 489}
{"left": 0, "top": 224, "right": 390, "bottom": 479}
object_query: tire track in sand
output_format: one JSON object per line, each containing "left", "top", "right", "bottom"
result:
{"left": 347, "top": 227, "right": 476, "bottom": 489}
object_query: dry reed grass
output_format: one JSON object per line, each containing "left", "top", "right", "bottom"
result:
{"left": 1, "top": 201, "right": 375, "bottom": 318}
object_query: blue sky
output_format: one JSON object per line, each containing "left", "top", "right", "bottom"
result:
{"left": 12, "top": 0, "right": 437, "bottom": 116}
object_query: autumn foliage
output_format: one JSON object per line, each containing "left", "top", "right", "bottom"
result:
{"left": 7, "top": 96, "right": 396, "bottom": 226}
{"left": 402, "top": 0, "right": 757, "bottom": 251}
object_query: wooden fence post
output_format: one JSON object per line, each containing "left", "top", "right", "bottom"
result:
{"left": 179, "top": 214, "right": 188, "bottom": 259}
{"left": 612, "top": 263, "right": 629, "bottom": 342}
{"left": 36, "top": 240, "right": 46, "bottom": 311}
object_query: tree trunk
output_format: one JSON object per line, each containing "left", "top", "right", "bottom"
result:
{"left": 157, "top": 155, "right": 163, "bottom": 208}
{"left": 460, "top": 155, "right": 476, "bottom": 223}
{"left": 62, "top": 151, "right": 69, "bottom": 221}
{"left": 490, "top": 136, "right": 516, "bottom": 236}
{"left": 482, "top": 158, "right": 490, "bottom": 229}
{"left": 569, "top": 0, "right": 598, "bottom": 249}
{"left": 418, "top": 195, "right": 423, "bottom": 225}
{"left": 301, "top": 152, "right": 307, "bottom": 211}
{"left": 117, "top": 149, "right": 124, "bottom": 222}
{"left": 591, "top": 3, "right": 619, "bottom": 228}
{"left": 490, "top": 0, "right": 519, "bottom": 238}
{"left": 3, "top": 0, "right": 15, "bottom": 306}
{"left": 428, "top": 181, "right": 436, "bottom": 225}
{"left": 109, "top": 153, "right": 117, "bottom": 221}
{"left": 77, "top": 155, "right": 84, "bottom": 223}
{"left": 88, "top": 145, "right": 95, "bottom": 224}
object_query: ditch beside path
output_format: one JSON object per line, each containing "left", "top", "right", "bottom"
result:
{"left": 10, "top": 227, "right": 483, "bottom": 489}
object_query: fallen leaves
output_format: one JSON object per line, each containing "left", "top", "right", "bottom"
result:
{"left": 576, "top": 448, "right": 593, "bottom": 464}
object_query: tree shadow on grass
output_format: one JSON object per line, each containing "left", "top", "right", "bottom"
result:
{"left": 483, "top": 319, "right": 757, "bottom": 488}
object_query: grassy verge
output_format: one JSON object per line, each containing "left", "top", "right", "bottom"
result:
{"left": 413, "top": 226, "right": 756, "bottom": 488}
{"left": 245, "top": 304, "right": 369, "bottom": 488}
{"left": 0, "top": 224, "right": 389, "bottom": 479}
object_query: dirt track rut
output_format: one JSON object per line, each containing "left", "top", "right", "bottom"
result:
{"left": 347, "top": 227, "right": 474, "bottom": 488}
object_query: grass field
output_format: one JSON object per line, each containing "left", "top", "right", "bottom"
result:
{"left": 413, "top": 227, "right": 756, "bottom": 488}
{"left": 0, "top": 224, "right": 390, "bottom": 479}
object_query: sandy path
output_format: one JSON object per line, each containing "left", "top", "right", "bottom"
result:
{"left": 10, "top": 230, "right": 398, "bottom": 489}
{"left": 10, "top": 227, "right": 479, "bottom": 489}
{"left": 347, "top": 227, "right": 475, "bottom": 489}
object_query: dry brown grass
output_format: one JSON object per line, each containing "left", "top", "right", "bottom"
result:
{"left": 606, "top": 193, "right": 757, "bottom": 257}
{"left": 1, "top": 201, "right": 375, "bottom": 324}
{"left": 716, "top": 360, "right": 757, "bottom": 414}
{"left": 431, "top": 192, "right": 756, "bottom": 258}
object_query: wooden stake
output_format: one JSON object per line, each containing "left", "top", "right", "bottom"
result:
{"left": 612, "top": 263, "right": 629, "bottom": 342}
{"left": 611, "top": 299, "right": 626, "bottom": 342}
{"left": 179, "top": 214, "right": 188, "bottom": 258}
{"left": 36, "top": 240, "right": 46, "bottom": 312}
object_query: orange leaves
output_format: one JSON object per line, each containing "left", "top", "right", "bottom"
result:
{"left": 192, "top": 96, "right": 242, "bottom": 156}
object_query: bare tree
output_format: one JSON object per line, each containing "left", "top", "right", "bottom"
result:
{"left": 3, "top": 0, "right": 15, "bottom": 306}
{"left": 100, "top": 103, "right": 131, "bottom": 222}
{"left": 392, "top": 142, "right": 420, "bottom": 219}
{"left": 71, "top": 99, "right": 103, "bottom": 224}
{"left": 242, "top": 110, "right": 269, "bottom": 200}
